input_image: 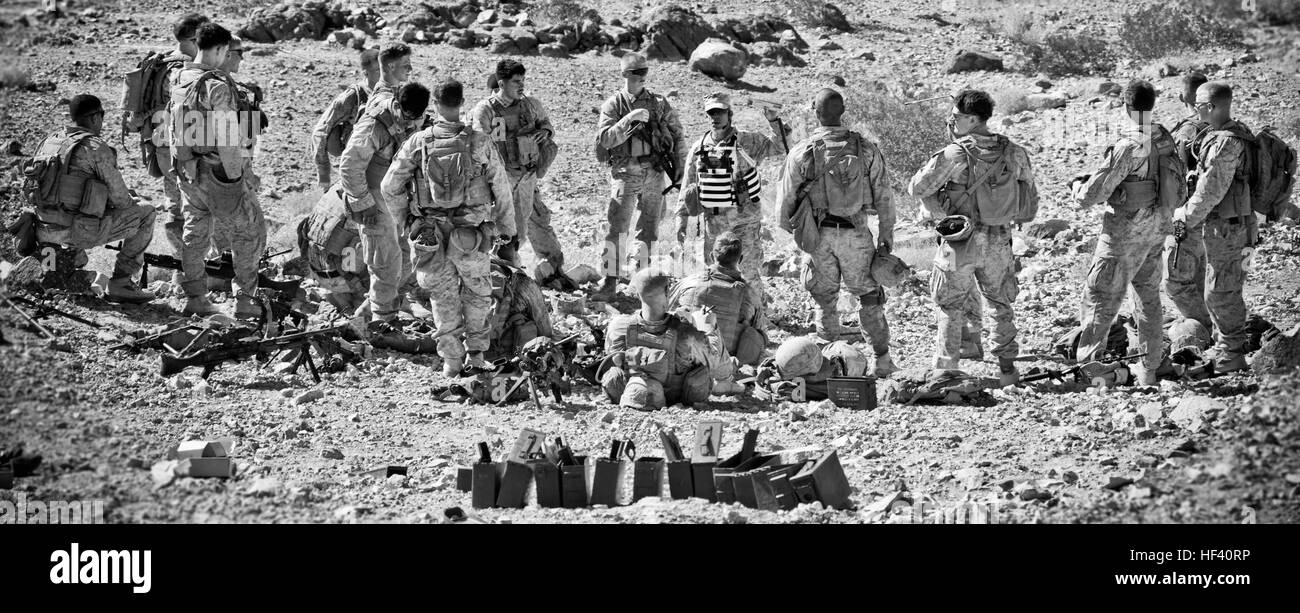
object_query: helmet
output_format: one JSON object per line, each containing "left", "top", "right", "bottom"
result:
{"left": 774, "top": 335, "right": 824, "bottom": 379}
{"left": 1168, "top": 318, "right": 1212, "bottom": 351}
{"left": 870, "top": 251, "right": 910, "bottom": 287}
{"left": 821, "top": 341, "right": 868, "bottom": 376}
{"left": 935, "top": 215, "right": 973, "bottom": 243}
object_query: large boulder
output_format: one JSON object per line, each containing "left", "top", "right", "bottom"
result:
{"left": 538, "top": 42, "right": 569, "bottom": 58}
{"left": 807, "top": 3, "right": 852, "bottom": 32}
{"left": 947, "top": 49, "right": 1004, "bottom": 74}
{"left": 1253, "top": 323, "right": 1300, "bottom": 373}
{"left": 641, "top": 5, "right": 719, "bottom": 62}
{"left": 689, "top": 38, "right": 748, "bottom": 80}
{"left": 711, "top": 14, "right": 798, "bottom": 44}
{"left": 1025, "top": 92, "right": 1068, "bottom": 110}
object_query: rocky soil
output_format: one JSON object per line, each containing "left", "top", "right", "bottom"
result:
{"left": 1, "top": 0, "right": 1298, "bottom": 523}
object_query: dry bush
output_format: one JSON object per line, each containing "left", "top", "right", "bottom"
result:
{"left": 786, "top": 0, "right": 853, "bottom": 32}
{"left": 1012, "top": 25, "right": 1117, "bottom": 76}
{"left": 0, "top": 67, "right": 31, "bottom": 89}
{"left": 1119, "top": 4, "right": 1244, "bottom": 61}
{"left": 1254, "top": 0, "right": 1300, "bottom": 24}
{"left": 843, "top": 88, "right": 951, "bottom": 217}
{"left": 991, "top": 88, "right": 1031, "bottom": 116}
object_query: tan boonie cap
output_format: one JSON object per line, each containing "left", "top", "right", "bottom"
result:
{"left": 620, "top": 53, "right": 648, "bottom": 74}
{"left": 704, "top": 92, "right": 730, "bottom": 112}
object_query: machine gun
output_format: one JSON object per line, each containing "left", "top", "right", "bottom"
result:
{"left": 1020, "top": 352, "right": 1148, "bottom": 386}
{"left": 160, "top": 323, "right": 353, "bottom": 383}
{"left": 107, "top": 245, "right": 298, "bottom": 293}
{"left": 492, "top": 333, "right": 583, "bottom": 411}
{"left": 0, "top": 292, "right": 101, "bottom": 339}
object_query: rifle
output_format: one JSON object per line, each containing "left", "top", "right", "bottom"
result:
{"left": 108, "top": 245, "right": 297, "bottom": 292}
{"left": 112, "top": 321, "right": 256, "bottom": 354}
{"left": 1, "top": 293, "right": 102, "bottom": 335}
{"left": 1171, "top": 220, "right": 1187, "bottom": 270}
{"left": 159, "top": 323, "right": 351, "bottom": 382}
{"left": 1020, "top": 352, "right": 1148, "bottom": 384}
{"left": 494, "top": 333, "right": 581, "bottom": 411}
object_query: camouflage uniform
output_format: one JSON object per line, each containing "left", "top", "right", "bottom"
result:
{"left": 669, "top": 263, "right": 763, "bottom": 383}
{"left": 676, "top": 124, "right": 787, "bottom": 311}
{"left": 1175, "top": 119, "right": 1255, "bottom": 358}
{"left": 469, "top": 93, "right": 565, "bottom": 271}
{"left": 597, "top": 88, "right": 687, "bottom": 273}
{"left": 210, "top": 78, "right": 268, "bottom": 254}
{"left": 311, "top": 81, "right": 372, "bottom": 187}
{"left": 775, "top": 126, "right": 895, "bottom": 357}
{"left": 32, "top": 127, "right": 156, "bottom": 279}
{"left": 1166, "top": 114, "right": 1213, "bottom": 328}
{"left": 380, "top": 117, "right": 516, "bottom": 361}
{"left": 601, "top": 312, "right": 724, "bottom": 410}
{"left": 908, "top": 133, "right": 1037, "bottom": 368}
{"left": 147, "top": 49, "right": 192, "bottom": 258}
{"left": 1071, "top": 123, "right": 1179, "bottom": 371}
{"left": 487, "top": 258, "right": 554, "bottom": 359}
{"left": 170, "top": 62, "right": 265, "bottom": 297}
{"left": 339, "top": 95, "right": 424, "bottom": 319}
{"left": 298, "top": 187, "right": 369, "bottom": 315}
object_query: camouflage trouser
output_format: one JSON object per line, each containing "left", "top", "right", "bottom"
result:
{"left": 178, "top": 164, "right": 266, "bottom": 297}
{"left": 1076, "top": 207, "right": 1165, "bottom": 371}
{"left": 1163, "top": 227, "right": 1212, "bottom": 329}
{"left": 962, "top": 290, "right": 984, "bottom": 359}
{"left": 702, "top": 205, "right": 766, "bottom": 316}
{"left": 931, "top": 225, "right": 1018, "bottom": 367}
{"left": 604, "top": 160, "right": 665, "bottom": 276}
{"left": 358, "top": 186, "right": 416, "bottom": 319}
{"left": 413, "top": 233, "right": 492, "bottom": 359}
{"left": 1201, "top": 216, "right": 1250, "bottom": 355}
{"left": 35, "top": 204, "right": 156, "bottom": 280}
{"left": 507, "top": 170, "right": 565, "bottom": 270}
{"left": 162, "top": 165, "right": 185, "bottom": 256}
{"left": 801, "top": 225, "right": 890, "bottom": 356}
{"left": 313, "top": 270, "right": 369, "bottom": 316}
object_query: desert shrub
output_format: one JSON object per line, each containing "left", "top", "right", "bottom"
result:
{"left": 1014, "top": 26, "right": 1117, "bottom": 76}
{"left": 531, "top": 0, "right": 590, "bottom": 25}
{"left": 991, "top": 88, "right": 1031, "bottom": 116}
{"left": 1119, "top": 4, "right": 1244, "bottom": 60}
{"left": 786, "top": 0, "right": 853, "bottom": 32}
{"left": 1253, "top": 0, "right": 1300, "bottom": 24}
{"left": 0, "top": 67, "right": 31, "bottom": 90}
{"left": 839, "top": 88, "right": 950, "bottom": 216}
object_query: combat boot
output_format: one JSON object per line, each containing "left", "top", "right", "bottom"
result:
{"left": 1131, "top": 362, "right": 1158, "bottom": 386}
{"left": 873, "top": 352, "right": 899, "bottom": 378}
{"left": 406, "top": 294, "right": 434, "bottom": 320}
{"left": 710, "top": 378, "right": 747, "bottom": 396}
{"left": 997, "top": 357, "right": 1019, "bottom": 387}
{"left": 106, "top": 277, "right": 154, "bottom": 304}
{"left": 591, "top": 276, "right": 618, "bottom": 302}
{"left": 465, "top": 352, "right": 489, "bottom": 372}
{"left": 234, "top": 292, "right": 263, "bottom": 320}
{"left": 183, "top": 295, "right": 219, "bottom": 316}
{"left": 1210, "top": 350, "right": 1248, "bottom": 374}
{"left": 441, "top": 357, "right": 464, "bottom": 378}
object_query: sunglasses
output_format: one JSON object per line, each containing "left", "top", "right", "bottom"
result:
{"left": 1193, "top": 101, "right": 1212, "bottom": 111}
{"left": 624, "top": 68, "right": 649, "bottom": 77}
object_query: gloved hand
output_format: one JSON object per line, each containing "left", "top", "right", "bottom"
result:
{"left": 349, "top": 205, "right": 379, "bottom": 226}
{"left": 625, "top": 108, "right": 650, "bottom": 124}
{"left": 675, "top": 216, "right": 689, "bottom": 243}
{"left": 1172, "top": 220, "right": 1187, "bottom": 242}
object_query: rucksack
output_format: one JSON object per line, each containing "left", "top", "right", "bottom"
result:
{"left": 20, "top": 132, "right": 100, "bottom": 215}
{"left": 951, "top": 136, "right": 1030, "bottom": 226}
{"left": 121, "top": 51, "right": 185, "bottom": 132}
{"left": 422, "top": 124, "right": 477, "bottom": 208}
{"left": 168, "top": 68, "right": 241, "bottom": 175}
{"left": 325, "top": 84, "right": 369, "bottom": 157}
{"left": 810, "top": 132, "right": 874, "bottom": 218}
{"left": 1246, "top": 127, "right": 1297, "bottom": 222}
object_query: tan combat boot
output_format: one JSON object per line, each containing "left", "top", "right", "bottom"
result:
{"left": 106, "top": 277, "right": 154, "bottom": 304}
{"left": 441, "top": 356, "right": 464, "bottom": 378}
{"left": 183, "top": 294, "right": 219, "bottom": 316}
{"left": 873, "top": 352, "right": 899, "bottom": 378}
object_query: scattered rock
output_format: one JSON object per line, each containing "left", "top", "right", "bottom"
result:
{"left": 688, "top": 38, "right": 748, "bottom": 80}
{"left": 1025, "top": 219, "right": 1071, "bottom": 239}
{"left": 293, "top": 389, "right": 325, "bottom": 405}
{"left": 3, "top": 140, "right": 22, "bottom": 156}
{"left": 1024, "top": 92, "right": 1068, "bottom": 111}
{"left": 321, "top": 447, "right": 344, "bottom": 460}
{"left": 1157, "top": 62, "right": 1180, "bottom": 77}
{"left": 947, "top": 49, "right": 1003, "bottom": 74}
{"left": 1104, "top": 475, "right": 1134, "bottom": 490}
{"left": 245, "top": 477, "right": 280, "bottom": 496}
{"left": 1098, "top": 81, "right": 1122, "bottom": 96}
{"left": 599, "top": 411, "right": 616, "bottom": 424}
{"left": 538, "top": 42, "right": 568, "bottom": 58}
{"left": 854, "top": 50, "right": 876, "bottom": 61}
{"left": 815, "top": 39, "right": 842, "bottom": 51}
{"left": 1171, "top": 396, "right": 1223, "bottom": 432}
{"left": 748, "top": 41, "right": 807, "bottom": 67}
{"left": 1237, "top": 52, "right": 1258, "bottom": 64}
{"left": 641, "top": 5, "right": 718, "bottom": 62}
{"left": 1253, "top": 323, "right": 1300, "bottom": 373}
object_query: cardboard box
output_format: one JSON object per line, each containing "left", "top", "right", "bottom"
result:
{"left": 171, "top": 438, "right": 235, "bottom": 460}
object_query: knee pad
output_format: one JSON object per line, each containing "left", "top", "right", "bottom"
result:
{"left": 679, "top": 365, "right": 712, "bottom": 405}
{"left": 600, "top": 366, "right": 628, "bottom": 403}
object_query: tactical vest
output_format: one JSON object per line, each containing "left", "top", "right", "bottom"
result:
{"left": 1198, "top": 125, "right": 1255, "bottom": 220}
{"left": 622, "top": 316, "right": 683, "bottom": 383}
{"left": 677, "top": 269, "right": 746, "bottom": 353}
{"left": 168, "top": 68, "right": 243, "bottom": 177}
{"left": 695, "top": 132, "right": 761, "bottom": 211}
{"left": 233, "top": 81, "right": 268, "bottom": 144}
{"left": 364, "top": 105, "right": 415, "bottom": 190}
{"left": 1108, "top": 126, "right": 1178, "bottom": 210}
{"left": 941, "top": 135, "right": 1021, "bottom": 226}
{"left": 23, "top": 131, "right": 106, "bottom": 225}
{"left": 605, "top": 91, "right": 663, "bottom": 163}
{"left": 488, "top": 260, "right": 547, "bottom": 357}
{"left": 487, "top": 97, "right": 539, "bottom": 170}
{"left": 325, "top": 83, "right": 370, "bottom": 157}
{"left": 804, "top": 131, "right": 876, "bottom": 219}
